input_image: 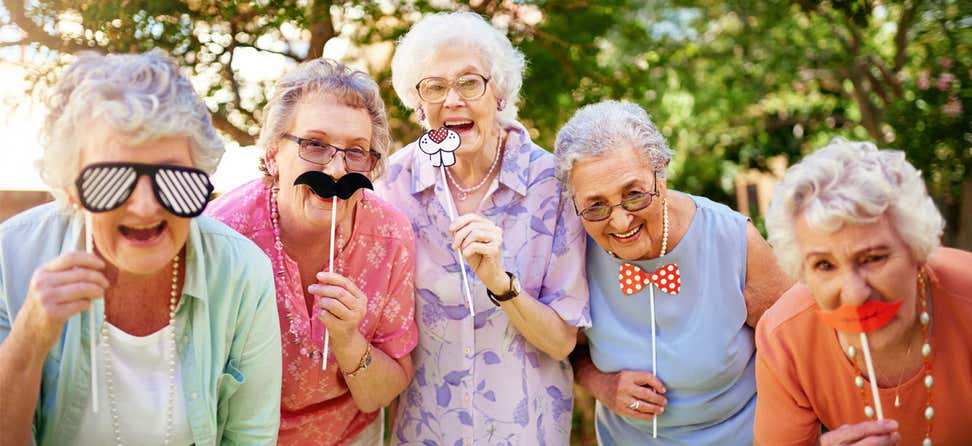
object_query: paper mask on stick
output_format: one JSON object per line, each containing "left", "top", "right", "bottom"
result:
{"left": 817, "top": 299, "right": 904, "bottom": 334}
{"left": 293, "top": 171, "right": 373, "bottom": 199}
{"left": 418, "top": 127, "right": 461, "bottom": 167}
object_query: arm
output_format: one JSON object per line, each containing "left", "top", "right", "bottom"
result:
{"left": 571, "top": 332, "right": 666, "bottom": 420}
{"left": 494, "top": 288, "right": 578, "bottom": 361}
{"left": 221, "top": 267, "right": 283, "bottom": 445}
{"left": 0, "top": 252, "right": 108, "bottom": 446}
{"left": 332, "top": 332, "right": 413, "bottom": 413}
{"left": 743, "top": 222, "right": 795, "bottom": 328}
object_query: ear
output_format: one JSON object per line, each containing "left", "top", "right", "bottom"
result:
{"left": 264, "top": 147, "right": 279, "bottom": 178}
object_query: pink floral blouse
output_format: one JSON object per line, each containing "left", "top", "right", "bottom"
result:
{"left": 206, "top": 179, "right": 418, "bottom": 445}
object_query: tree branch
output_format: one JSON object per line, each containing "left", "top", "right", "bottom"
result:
{"left": 211, "top": 112, "right": 255, "bottom": 146}
{"left": 306, "top": 0, "right": 334, "bottom": 60}
{"left": 893, "top": 1, "right": 917, "bottom": 72}
{"left": 2, "top": 0, "right": 103, "bottom": 54}
{"left": 234, "top": 42, "right": 302, "bottom": 62}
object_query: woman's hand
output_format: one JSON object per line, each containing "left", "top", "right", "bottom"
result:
{"left": 820, "top": 420, "right": 899, "bottom": 446}
{"left": 309, "top": 272, "right": 367, "bottom": 344}
{"left": 449, "top": 213, "right": 506, "bottom": 292}
{"left": 594, "top": 369, "right": 668, "bottom": 421}
{"left": 19, "top": 252, "right": 108, "bottom": 351}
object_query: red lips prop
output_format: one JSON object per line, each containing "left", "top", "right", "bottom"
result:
{"left": 817, "top": 299, "right": 904, "bottom": 334}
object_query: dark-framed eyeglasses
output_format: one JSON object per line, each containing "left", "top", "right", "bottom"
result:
{"left": 415, "top": 73, "right": 490, "bottom": 103}
{"left": 574, "top": 174, "right": 660, "bottom": 222}
{"left": 75, "top": 162, "right": 214, "bottom": 218}
{"left": 283, "top": 134, "right": 381, "bottom": 173}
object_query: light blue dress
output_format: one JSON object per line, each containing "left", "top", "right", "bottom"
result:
{"left": 585, "top": 194, "right": 755, "bottom": 445}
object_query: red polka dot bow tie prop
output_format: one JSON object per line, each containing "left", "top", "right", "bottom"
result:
{"left": 619, "top": 263, "right": 681, "bottom": 295}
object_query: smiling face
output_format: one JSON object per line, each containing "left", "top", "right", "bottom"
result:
{"left": 419, "top": 45, "right": 499, "bottom": 156}
{"left": 569, "top": 143, "right": 666, "bottom": 261}
{"left": 269, "top": 94, "right": 373, "bottom": 233}
{"left": 795, "top": 214, "right": 921, "bottom": 349}
{"left": 75, "top": 131, "right": 194, "bottom": 276}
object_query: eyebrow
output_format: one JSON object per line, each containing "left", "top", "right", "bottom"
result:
{"left": 579, "top": 179, "right": 647, "bottom": 203}
{"left": 803, "top": 244, "right": 891, "bottom": 259}
{"left": 302, "top": 130, "right": 371, "bottom": 147}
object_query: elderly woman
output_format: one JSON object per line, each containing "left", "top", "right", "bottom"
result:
{"left": 0, "top": 51, "right": 281, "bottom": 445}
{"left": 375, "top": 11, "right": 589, "bottom": 445}
{"left": 206, "top": 58, "right": 417, "bottom": 445}
{"left": 755, "top": 139, "right": 972, "bottom": 445}
{"left": 554, "top": 100, "right": 792, "bottom": 445}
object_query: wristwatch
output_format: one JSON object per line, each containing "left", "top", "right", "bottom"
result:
{"left": 486, "top": 271, "right": 521, "bottom": 306}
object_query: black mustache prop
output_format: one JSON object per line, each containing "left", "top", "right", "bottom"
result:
{"left": 293, "top": 171, "right": 373, "bottom": 200}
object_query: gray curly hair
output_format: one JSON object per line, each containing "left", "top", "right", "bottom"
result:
{"left": 766, "top": 138, "right": 944, "bottom": 278}
{"left": 39, "top": 49, "right": 224, "bottom": 204}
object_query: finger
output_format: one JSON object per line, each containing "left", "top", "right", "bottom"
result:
{"left": 828, "top": 420, "right": 898, "bottom": 444}
{"left": 854, "top": 433, "right": 899, "bottom": 446}
{"left": 629, "top": 384, "right": 667, "bottom": 407}
{"left": 43, "top": 252, "right": 106, "bottom": 273}
{"left": 629, "top": 371, "right": 667, "bottom": 394}
{"left": 316, "top": 296, "right": 354, "bottom": 321}
{"left": 309, "top": 283, "right": 360, "bottom": 310}
{"left": 314, "top": 272, "right": 364, "bottom": 297}
{"left": 39, "top": 267, "right": 110, "bottom": 290}
{"left": 458, "top": 228, "right": 497, "bottom": 251}
{"left": 460, "top": 242, "right": 499, "bottom": 263}
{"left": 618, "top": 401, "right": 659, "bottom": 421}
{"left": 448, "top": 213, "right": 483, "bottom": 233}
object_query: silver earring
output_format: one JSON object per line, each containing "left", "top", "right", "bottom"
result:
{"left": 417, "top": 107, "right": 426, "bottom": 121}
{"left": 497, "top": 98, "right": 506, "bottom": 111}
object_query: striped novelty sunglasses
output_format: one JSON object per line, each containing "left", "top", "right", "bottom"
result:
{"left": 75, "top": 162, "right": 214, "bottom": 218}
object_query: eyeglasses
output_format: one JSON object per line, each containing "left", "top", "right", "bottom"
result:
{"left": 283, "top": 134, "right": 381, "bottom": 173}
{"left": 415, "top": 73, "right": 490, "bottom": 103}
{"left": 574, "top": 175, "right": 659, "bottom": 222}
{"left": 75, "top": 162, "right": 214, "bottom": 218}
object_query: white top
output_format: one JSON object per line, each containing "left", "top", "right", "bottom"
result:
{"left": 75, "top": 322, "right": 193, "bottom": 445}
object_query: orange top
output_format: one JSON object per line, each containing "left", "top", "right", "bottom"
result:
{"left": 754, "top": 248, "right": 972, "bottom": 445}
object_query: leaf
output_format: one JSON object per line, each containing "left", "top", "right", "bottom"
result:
{"left": 483, "top": 351, "right": 501, "bottom": 365}
{"left": 458, "top": 411, "right": 473, "bottom": 426}
{"left": 484, "top": 391, "right": 496, "bottom": 401}
{"left": 529, "top": 216, "right": 553, "bottom": 237}
{"left": 443, "top": 370, "right": 469, "bottom": 386}
{"left": 435, "top": 384, "right": 451, "bottom": 407}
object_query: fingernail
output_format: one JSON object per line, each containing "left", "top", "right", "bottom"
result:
{"left": 882, "top": 419, "right": 897, "bottom": 428}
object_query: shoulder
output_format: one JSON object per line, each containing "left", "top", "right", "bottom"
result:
{"left": 755, "top": 284, "right": 817, "bottom": 350}
{"left": 193, "top": 215, "right": 273, "bottom": 275}
{"left": 206, "top": 179, "right": 266, "bottom": 224}
{"left": 382, "top": 143, "right": 418, "bottom": 183}
{"left": 0, "top": 201, "right": 70, "bottom": 238}
{"left": 0, "top": 202, "right": 75, "bottom": 260}
{"left": 689, "top": 194, "right": 747, "bottom": 226}
{"left": 927, "top": 248, "right": 972, "bottom": 299}
{"left": 358, "top": 192, "right": 416, "bottom": 246}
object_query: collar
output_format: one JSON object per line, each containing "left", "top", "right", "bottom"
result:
{"left": 410, "top": 120, "right": 532, "bottom": 198}
{"left": 178, "top": 217, "right": 210, "bottom": 302}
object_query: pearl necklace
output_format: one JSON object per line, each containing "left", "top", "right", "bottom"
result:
{"left": 659, "top": 197, "right": 669, "bottom": 257}
{"left": 846, "top": 271, "right": 934, "bottom": 445}
{"left": 270, "top": 185, "right": 325, "bottom": 362}
{"left": 101, "top": 254, "right": 180, "bottom": 446}
{"left": 445, "top": 131, "right": 502, "bottom": 201}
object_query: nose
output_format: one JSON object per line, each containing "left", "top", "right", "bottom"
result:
{"left": 126, "top": 175, "right": 162, "bottom": 216}
{"left": 442, "top": 86, "right": 464, "bottom": 108}
{"left": 606, "top": 206, "right": 635, "bottom": 230}
{"left": 839, "top": 270, "right": 871, "bottom": 305}
{"left": 322, "top": 152, "right": 348, "bottom": 178}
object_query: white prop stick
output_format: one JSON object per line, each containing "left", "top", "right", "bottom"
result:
{"left": 649, "top": 286, "right": 657, "bottom": 438}
{"left": 438, "top": 165, "right": 476, "bottom": 313}
{"left": 859, "top": 332, "right": 884, "bottom": 420}
{"left": 84, "top": 212, "right": 99, "bottom": 412}
{"left": 322, "top": 203, "right": 337, "bottom": 372}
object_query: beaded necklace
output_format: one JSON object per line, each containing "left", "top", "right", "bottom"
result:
{"left": 445, "top": 131, "right": 502, "bottom": 201}
{"left": 845, "top": 271, "right": 934, "bottom": 445}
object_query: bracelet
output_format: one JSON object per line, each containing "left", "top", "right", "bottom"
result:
{"left": 343, "top": 343, "right": 373, "bottom": 378}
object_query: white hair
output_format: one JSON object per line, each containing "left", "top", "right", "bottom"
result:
{"left": 391, "top": 11, "right": 526, "bottom": 128}
{"left": 766, "top": 138, "right": 945, "bottom": 278}
{"left": 257, "top": 58, "right": 391, "bottom": 179}
{"left": 554, "top": 100, "right": 674, "bottom": 198}
{"left": 39, "top": 49, "right": 224, "bottom": 204}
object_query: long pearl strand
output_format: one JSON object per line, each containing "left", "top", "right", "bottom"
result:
{"left": 847, "top": 271, "right": 934, "bottom": 445}
{"left": 445, "top": 131, "right": 502, "bottom": 201}
{"left": 659, "top": 197, "right": 669, "bottom": 257}
{"left": 101, "top": 254, "right": 180, "bottom": 445}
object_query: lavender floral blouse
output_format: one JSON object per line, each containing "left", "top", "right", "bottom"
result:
{"left": 375, "top": 121, "right": 590, "bottom": 446}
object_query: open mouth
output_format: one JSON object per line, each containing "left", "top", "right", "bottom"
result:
{"left": 444, "top": 120, "right": 474, "bottom": 133}
{"left": 610, "top": 224, "right": 642, "bottom": 242}
{"left": 119, "top": 221, "right": 166, "bottom": 242}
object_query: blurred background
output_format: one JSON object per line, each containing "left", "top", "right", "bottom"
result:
{"left": 0, "top": 1, "right": 969, "bottom": 443}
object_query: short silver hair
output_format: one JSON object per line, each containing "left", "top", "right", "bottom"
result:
{"left": 39, "top": 49, "right": 224, "bottom": 203}
{"left": 766, "top": 138, "right": 944, "bottom": 278}
{"left": 258, "top": 58, "right": 390, "bottom": 179}
{"left": 554, "top": 100, "right": 674, "bottom": 197}
{"left": 391, "top": 11, "right": 526, "bottom": 127}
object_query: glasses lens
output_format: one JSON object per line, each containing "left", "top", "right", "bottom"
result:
{"left": 344, "top": 149, "right": 377, "bottom": 172}
{"left": 77, "top": 164, "right": 138, "bottom": 213}
{"left": 581, "top": 206, "right": 612, "bottom": 222}
{"left": 418, "top": 78, "right": 449, "bottom": 102}
{"left": 456, "top": 75, "right": 486, "bottom": 99}
{"left": 620, "top": 192, "right": 653, "bottom": 212}
{"left": 154, "top": 167, "right": 213, "bottom": 217}
{"left": 299, "top": 140, "right": 337, "bottom": 165}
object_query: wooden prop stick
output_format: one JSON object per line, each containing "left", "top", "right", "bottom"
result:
{"left": 84, "top": 212, "right": 99, "bottom": 412}
{"left": 322, "top": 204, "right": 337, "bottom": 372}
{"left": 438, "top": 164, "right": 475, "bottom": 313}
{"left": 649, "top": 285, "right": 657, "bottom": 438}
{"left": 859, "top": 332, "right": 885, "bottom": 420}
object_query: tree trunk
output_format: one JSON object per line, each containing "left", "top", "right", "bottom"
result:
{"left": 955, "top": 178, "right": 972, "bottom": 250}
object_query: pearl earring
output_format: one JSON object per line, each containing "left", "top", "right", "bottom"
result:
{"left": 417, "top": 107, "right": 426, "bottom": 121}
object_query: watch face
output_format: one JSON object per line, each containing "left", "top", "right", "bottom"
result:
{"left": 511, "top": 275, "right": 521, "bottom": 295}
